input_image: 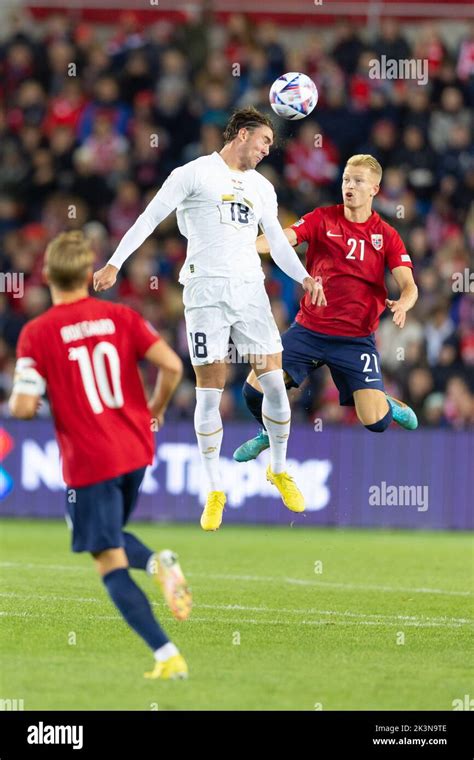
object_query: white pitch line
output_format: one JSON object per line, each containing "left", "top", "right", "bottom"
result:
{"left": 0, "top": 592, "right": 472, "bottom": 627}
{"left": 190, "top": 616, "right": 467, "bottom": 629}
{"left": 195, "top": 603, "right": 473, "bottom": 625}
{"left": 0, "top": 609, "right": 467, "bottom": 629}
{"left": 283, "top": 578, "right": 474, "bottom": 597}
{"left": 0, "top": 610, "right": 118, "bottom": 621}
{"left": 0, "top": 592, "right": 101, "bottom": 604}
{"left": 190, "top": 572, "right": 474, "bottom": 597}
{"left": 0, "top": 561, "right": 89, "bottom": 573}
{"left": 0, "top": 561, "right": 472, "bottom": 598}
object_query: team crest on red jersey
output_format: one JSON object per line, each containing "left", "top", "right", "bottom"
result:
{"left": 371, "top": 234, "right": 383, "bottom": 250}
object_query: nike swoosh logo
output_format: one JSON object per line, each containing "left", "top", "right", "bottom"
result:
{"left": 327, "top": 231, "right": 343, "bottom": 237}
{"left": 365, "top": 377, "right": 380, "bottom": 383}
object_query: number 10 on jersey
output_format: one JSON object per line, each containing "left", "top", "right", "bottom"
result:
{"left": 69, "top": 341, "right": 124, "bottom": 413}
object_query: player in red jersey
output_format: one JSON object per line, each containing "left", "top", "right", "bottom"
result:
{"left": 9, "top": 231, "right": 191, "bottom": 680}
{"left": 234, "top": 154, "right": 419, "bottom": 463}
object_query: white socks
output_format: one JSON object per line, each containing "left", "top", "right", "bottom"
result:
{"left": 194, "top": 375, "right": 289, "bottom": 485}
{"left": 154, "top": 642, "right": 179, "bottom": 662}
{"left": 258, "top": 369, "right": 291, "bottom": 474}
{"left": 194, "top": 387, "right": 224, "bottom": 491}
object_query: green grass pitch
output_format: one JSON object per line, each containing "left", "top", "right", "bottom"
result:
{"left": 0, "top": 518, "right": 472, "bottom": 711}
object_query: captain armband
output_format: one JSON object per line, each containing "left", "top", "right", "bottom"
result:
{"left": 12, "top": 358, "right": 46, "bottom": 396}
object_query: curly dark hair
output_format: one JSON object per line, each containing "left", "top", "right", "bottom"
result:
{"left": 223, "top": 107, "right": 274, "bottom": 144}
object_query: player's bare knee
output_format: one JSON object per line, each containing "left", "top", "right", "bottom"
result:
{"left": 252, "top": 352, "right": 281, "bottom": 376}
{"left": 354, "top": 390, "right": 390, "bottom": 429}
{"left": 92, "top": 548, "right": 128, "bottom": 577}
{"left": 356, "top": 407, "right": 379, "bottom": 426}
{"left": 194, "top": 361, "right": 226, "bottom": 389}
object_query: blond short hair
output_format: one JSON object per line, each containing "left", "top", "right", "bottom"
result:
{"left": 44, "top": 231, "right": 94, "bottom": 290}
{"left": 345, "top": 154, "right": 383, "bottom": 183}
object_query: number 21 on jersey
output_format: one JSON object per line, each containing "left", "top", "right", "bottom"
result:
{"left": 346, "top": 238, "right": 365, "bottom": 261}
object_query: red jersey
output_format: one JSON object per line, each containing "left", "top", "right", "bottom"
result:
{"left": 16, "top": 297, "right": 159, "bottom": 488}
{"left": 291, "top": 204, "right": 413, "bottom": 337}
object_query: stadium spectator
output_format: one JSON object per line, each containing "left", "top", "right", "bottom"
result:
{"left": 0, "top": 11, "right": 472, "bottom": 428}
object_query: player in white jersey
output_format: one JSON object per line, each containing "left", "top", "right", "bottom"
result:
{"left": 94, "top": 107, "right": 323, "bottom": 531}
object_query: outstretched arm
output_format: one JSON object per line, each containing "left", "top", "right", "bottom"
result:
{"left": 93, "top": 197, "right": 175, "bottom": 292}
{"left": 256, "top": 227, "right": 297, "bottom": 254}
{"left": 386, "top": 266, "right": 418, "bottom": 328}
{"left": 259, "top": 212, "right": 327, "bottom": 306}
{"left": 93, "top": 165, "right": 194, "bottom": 292}
{"left": 260, "top": 210, "right": 309, "bottom": 280}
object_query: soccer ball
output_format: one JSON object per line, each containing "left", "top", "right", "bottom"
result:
{"left": 269, "top": 72, "right": 318, "bottom": 120}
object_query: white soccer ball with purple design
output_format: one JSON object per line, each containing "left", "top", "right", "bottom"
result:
{"left": 269, "top": 72, "right": 318, "bottom": 120}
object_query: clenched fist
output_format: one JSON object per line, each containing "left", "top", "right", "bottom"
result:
{"left": 93, "top": 263, "right": 118, "bottom": 292}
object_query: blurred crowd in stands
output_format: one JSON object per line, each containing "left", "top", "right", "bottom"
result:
{"left": 0, "top": 9, "right": 473, "bottom": 428}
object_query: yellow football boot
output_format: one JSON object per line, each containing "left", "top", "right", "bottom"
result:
{"left": 144, "top": 654, "right": 188, "bottom": 680}
{"left": 151, "top": 550, "right": 192, "bottom": 621}
{"left": 266, "top": 466, "right": 305, "bottom": 513}
{"left": 200, "top": 491, "right": 226, "bottom": 531}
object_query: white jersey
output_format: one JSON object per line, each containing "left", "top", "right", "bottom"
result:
{"left": 157, "top": 152, "right": 276, "bottom": 284}
{"left": 108, "top": 150, "right": 309, "bottom": 288}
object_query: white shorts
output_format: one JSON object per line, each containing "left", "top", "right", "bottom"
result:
{"left": 183, "top": 277, "right": 283, "bottom": 365}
